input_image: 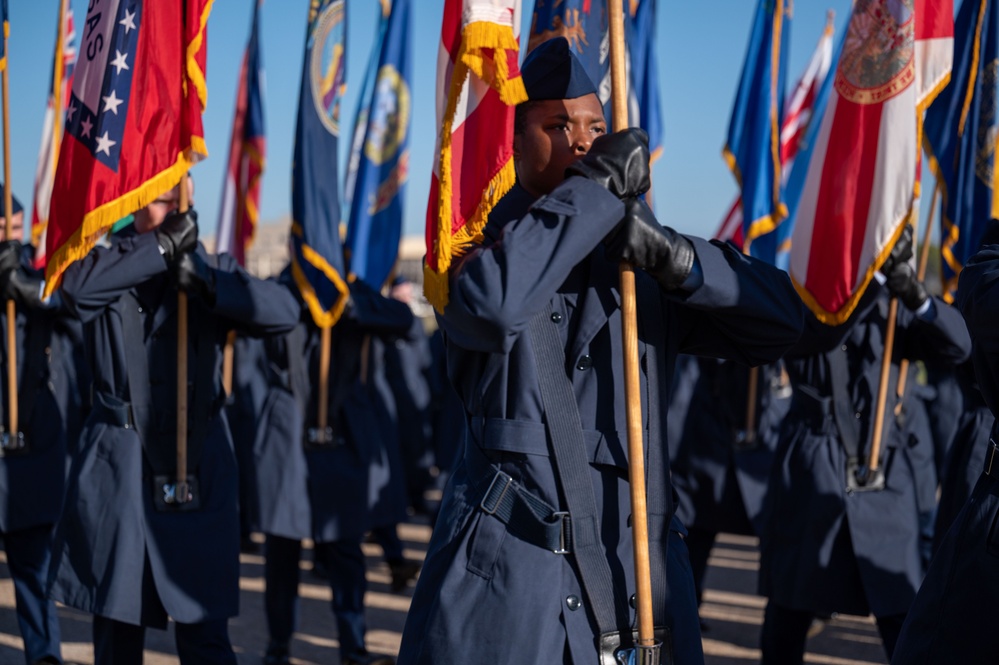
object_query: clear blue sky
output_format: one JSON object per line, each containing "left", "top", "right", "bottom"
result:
{"left": 10, "top": 0, "right": 936, "bottom": 245}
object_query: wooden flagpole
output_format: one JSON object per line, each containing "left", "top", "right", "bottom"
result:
{"left": 176, "top": 178, "right": 190, "bottom": 501}
{"left": 317, "top": 325, "right": 332, "bottom": 433}
{"left": 2, "top": 22, "right": 16, "bottom": 439}
{"left": 608, "top": 0, "right": 655, "bottom": 649}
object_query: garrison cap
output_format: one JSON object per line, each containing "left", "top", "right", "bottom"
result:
{"left": 521, "top": 37, "right": 598, "bottom": 101}
{"left": 0, "top": 185, "right": 23, "bottom": 218}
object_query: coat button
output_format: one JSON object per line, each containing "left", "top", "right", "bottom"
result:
{"left": 550, "top": 311, "right": 563, "bottom": 324}
{"left": 566, "top": 595, "right": 581, "bottom": 611}
{"left": 629, "top": 594, "right": 636, "bottom": 609}
{"left": 576, "top": 355, "right": 592, "bottom": 371}
{"left": 841, "top": 345, "right": 848, "bottom": 351}
{"left": 137, "top": 306, "right": 144, "bottom": 313}
{"left": 855, "top": 412, "right": 862, "bottom": 419}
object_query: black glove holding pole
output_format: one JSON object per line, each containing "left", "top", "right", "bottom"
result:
{"left": 175, "top": 252, "right": 217, "bottom": 307}
{"left": 604, "top": 197, "right": 695, "bottom": 291}
{"left": 881, "top": 225, "right": 928, "bottom": 311}
{"left": 155, "top": 209, "right": 199, "bottom": 263}
{"left": 565, "top": 128, "right": 651, "bottom": 199}
{"left": 0, "top": 240, "right": 43, "bottom": 308}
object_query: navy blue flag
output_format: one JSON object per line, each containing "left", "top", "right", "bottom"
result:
{"left": 291, "top": 0, "right": 349, "bottom": 327}
{"left": 724, "top": 0, "right": 791, "bottom": 255}
{"left": 924, "top": 0, "right": 998, "bottom": 302}
{"left": 628, "top": 0, "right": 662, "bottom": 202}
{"left": 0, "top": 0, "right": 8, "bottom": 71}
{"left": 345, "top": 0, "right": 412, "bottom": 289}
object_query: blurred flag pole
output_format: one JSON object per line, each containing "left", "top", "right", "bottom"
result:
{"left": 1, "top": 1, "right": 17, "bottom": 439}
{"left": 608, "top": 0, "right": 655, "bottom": 654}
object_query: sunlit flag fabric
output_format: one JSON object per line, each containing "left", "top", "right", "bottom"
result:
{"left": 42, "top": 0, "right": 212, "bottom": 299}
{"left": 423, "top": 0, "right": 527, "bottom": 311}
{"left": 716, "top": 14, "right": 836, "bottom": 261}
{"left": 31, "top": 5, "right": 76, "bottom": 269}
{"left": 216, "top": 0, "right": 265, "bottom": 268}
{"left": 789, "top": 0, "right": 954, "bottom": 324}
{"left": 345, "top": 0, "right": 412, "bottom": 290}
{"left": 291, "top": 0, "right": 349, "bottom": 328}
{"left": 723, "top": 0, "right": 791, "bottom": 254}
{"left": 924, "top": 0, "right": 998, "bottom": 303}
{"left": 0, "top": 1, "right": 7, "bottom": 72}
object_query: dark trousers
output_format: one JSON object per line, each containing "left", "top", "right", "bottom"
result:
{"left": 371, "top": 524, "right": 404, "bottom": 563}
{"left": 264, "top": 534, "right": 368, "bottom": 656}
{"left": 760, "top": 601, "right": 905, "bottom": 665}
{"left": 684, "top": 526, "right": 716, "bottom": 607}
{"left": 92, "top": 615, "right": 236, "bottom": 665}
{"left": 5, "top": 525, "right": 61, "bottom": 664}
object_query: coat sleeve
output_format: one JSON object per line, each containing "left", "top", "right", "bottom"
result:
{"left": 670, "top": 237, "right": 805, "bottom": 366}
{"left": 213, "top": 252, "right": 301, "bottom": 336}
{"left": 441, "top": 177, "right": 624, "bottom": 354}
{"left": 957, "top": 244, "right": 999, "bottom": 412}
{"left": 896, "top": 296, "right": 971, "bottom": 365}
{"left": 59, "top": 233, "right": 169, "bottom": 324}
{"left": 343, "top": 280, "right": 415, "bottom": 338}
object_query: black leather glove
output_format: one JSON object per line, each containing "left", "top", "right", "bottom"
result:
{"left": 175, "top": 252, "right": 216, "bottom": 307}
{"left": 564, "top": 128, "right": 651, "bottom": 198}
{"left": 155, "top": 208, "right": 198, "bottom": 262}
{"left": 881, "top": 226, "right": 928, "bottom": 310}
{"left": 0, "top": 240, "right": 22, "bottom": 302}
{"left": 1, "top": 268, "right": 43, "bottom": 309}
{"left": 604, "top": 198, "right": 696, "bottom": 291}
{"left": 880, "top": 224, "right": 914, "bottom": 277}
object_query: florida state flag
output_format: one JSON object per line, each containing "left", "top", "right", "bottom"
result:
{"left": 789, "top": 0, "right": 953, "bottom": 324}
{"left": 423, "top": 0, "right": 527, "bottom": 311}
{"left": 43, "top": 0, "right": 212, "bottom": 298}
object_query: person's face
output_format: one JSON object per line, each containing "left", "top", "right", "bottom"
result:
{"left": 390, "top": 281, "right": 413, "bottom": 304}
{"left": 513, "top": 94, "right": 606, "bottom": 197}
{"left": 133, "top": 178, "right": 194, "bottom": 234}
{"left": 0, "top": 211, "right": 25, "bottom": 242}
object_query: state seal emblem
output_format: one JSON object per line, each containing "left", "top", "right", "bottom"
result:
{"left": 310, "top": 0, "right": 346, "bottom": 136}
{"left": 364, "top": 65, "right": 410, "bottom": 166}
{"left": 835, "top": 0, "right": 915, "bottom": 105}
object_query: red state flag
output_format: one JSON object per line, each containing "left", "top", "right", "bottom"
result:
{"left": 43, "top": 0, "right": 212, "bottom": 298}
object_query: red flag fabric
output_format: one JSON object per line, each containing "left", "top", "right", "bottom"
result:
{"left": 43, "top": 0, "right": 213, "bottom": 298}
{"left": 423, "top": 0, "right": 527, "bottom": 311}
{"left": 789, "top": 0, "right": 953, "bottom": 324}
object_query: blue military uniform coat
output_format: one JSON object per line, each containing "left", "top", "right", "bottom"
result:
{"left": 398, "top": 178, "right": 804, "bottom": 665}
{"left": 253, "top": 277, "right": 413, "bottom": 544}
{"left": 49, "top": 232, "right": 299, "bottom": 627}
{"left": 669, "top": 357, "right": 791, "bottom": 535}
{"left": 226, "top": 334, "right": 269, "bottom": 534}
{"left": 759, "top": 289, "right": 971, "bottom": 618}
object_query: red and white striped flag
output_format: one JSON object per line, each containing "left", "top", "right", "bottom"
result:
{"left": 715, "top": 14, "right": 835, "bottom": 247}
{"left": 30, "top": 6, "right": 75, "bottom": 268}
{"left": 789, "top": 0, "right": 953, "bottom": 324}
{"left": 423, "top": 0, "right": 527, "bottom": 311}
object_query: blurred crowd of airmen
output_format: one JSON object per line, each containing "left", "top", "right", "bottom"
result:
{"left": 0, "top": 34, "right": 998, "bottom": 665}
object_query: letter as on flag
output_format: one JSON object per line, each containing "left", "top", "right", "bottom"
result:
{"left": 723, "top": 0, "right": 791, "bottom": 254}
{"left": 31, "top": 5, "right": 76, "bottom": 269}
{"left": 43, "top": 0, "right": 213, "bottom": 298}
{"left": 423, "top": 0, "right": 527, "bottom": 311}
{"left": 216, "top": 0, "right": 265, "bottom": 268}
{"left": 924, "top": 0, "right": 998, "bottom": 302}
{"left": 345, "top": 0, "right": 411, "bottom": 290}
{"left": 789, "top": 0, "right": 953, "bottom": 324}
{"left": 290, "top": 0, "right": 350, "bottom": 328}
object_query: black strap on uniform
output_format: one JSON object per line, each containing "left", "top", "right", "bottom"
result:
{"left": 528, "top": 304, "right": 624, "bottom": 635}
{"left": 827, "top": 349, "right": 862, "bottom": 461}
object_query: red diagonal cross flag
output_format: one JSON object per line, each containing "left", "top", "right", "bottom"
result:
{"left": 43, "top": 0, "right": 213, "bottom": 298}
{"left": 789, "top": 0, "right": 953, "bottom": 323}
{"left": 423, "top": 0, "right": 527, "bottom": 311}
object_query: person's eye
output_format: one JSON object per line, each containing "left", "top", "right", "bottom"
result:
{"left": 592, "top": 126, "right": 606, "bottom": 135}
{"left": 546, "top": 123, "right": 568, "bottom": 132}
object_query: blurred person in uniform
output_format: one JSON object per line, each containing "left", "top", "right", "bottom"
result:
{"left": 49, "top": 179, "right": 300, "bottom": 664}
{"left": 397, "top": 38, "right": 805, "bottom": 665}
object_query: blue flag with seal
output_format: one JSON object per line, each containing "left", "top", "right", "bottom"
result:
{"left": 345, "top": 0, "right": 411, "bottom": 289}
{"left": 724, "top": 0, "right": 791, "bottom": 256}
{"left": 628, "top": 0, "right": 662, "bottom": 197}
{"left": 291, "top": 0, "right": 349, "bottom": 328}
{"left": 924, "top": 0, "right": 998, "bottom": 303}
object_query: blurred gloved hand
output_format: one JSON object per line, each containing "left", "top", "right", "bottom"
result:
{"left": 604, "top": 197, "right": 695, "bottom": 291}
{"left": 565, "top": 128, "right": 651, "bottom": 199}
{"left": 175, "top": 251, "right": 216, "bottom": 307}
{"left": 880, "top": 225, "right": 914, "bottom": 277}
{"left": 1, "top": 269, "right": 43, "bottom": 309}
{"left": 0, "top": 240, "right": 21, "bottom": 277}
{"left": 881, "top": 226, "right": 928, "bottom": 310}
{"left": 155, "top": 208, "right": 198, "bottom": 262}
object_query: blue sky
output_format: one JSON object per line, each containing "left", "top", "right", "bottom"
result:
{"left": 10, "top": 0, "right": 936, "bottom": 245}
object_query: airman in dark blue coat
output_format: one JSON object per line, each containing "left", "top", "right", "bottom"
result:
{"left": 254, "top": 273, "right": 411, "bottom": 665}
{"left": 48, "top": 185, "right": 299, "bottom": 664}
{"left": 758, "top": 228, "right": 971, "bottom": 664}
{"left": 668, "top": 357, "right": 791, "bottom": 606}
{"left": 397, "top": 38, "right": 805, "bottom": 665}
{"left": 0, "top": 192, "right": 87, "bottom": 665}
{"left": 891, "top": 221, "right": 999, "bottom": 665}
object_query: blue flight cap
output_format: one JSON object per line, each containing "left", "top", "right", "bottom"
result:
{"left": 522, "top": 37, "right": 598, "bottom": 101}
{"left": 0, "top": 185, "right": 23, "bottom": 218}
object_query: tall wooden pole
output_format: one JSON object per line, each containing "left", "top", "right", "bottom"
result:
{"left": 2, "top": 26, "right": 17, "bottom": 439}
{"left": 867, "top": 297, "right": 898, "bottom": 475}
{"left": 317, "top": 325, "right": 332, "bottom": 432}
{"left": 176, "top": 179, "right": 190, "bottom": 501}
{"left": 609, "top": 0, "right": 655, "bottom": 649}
